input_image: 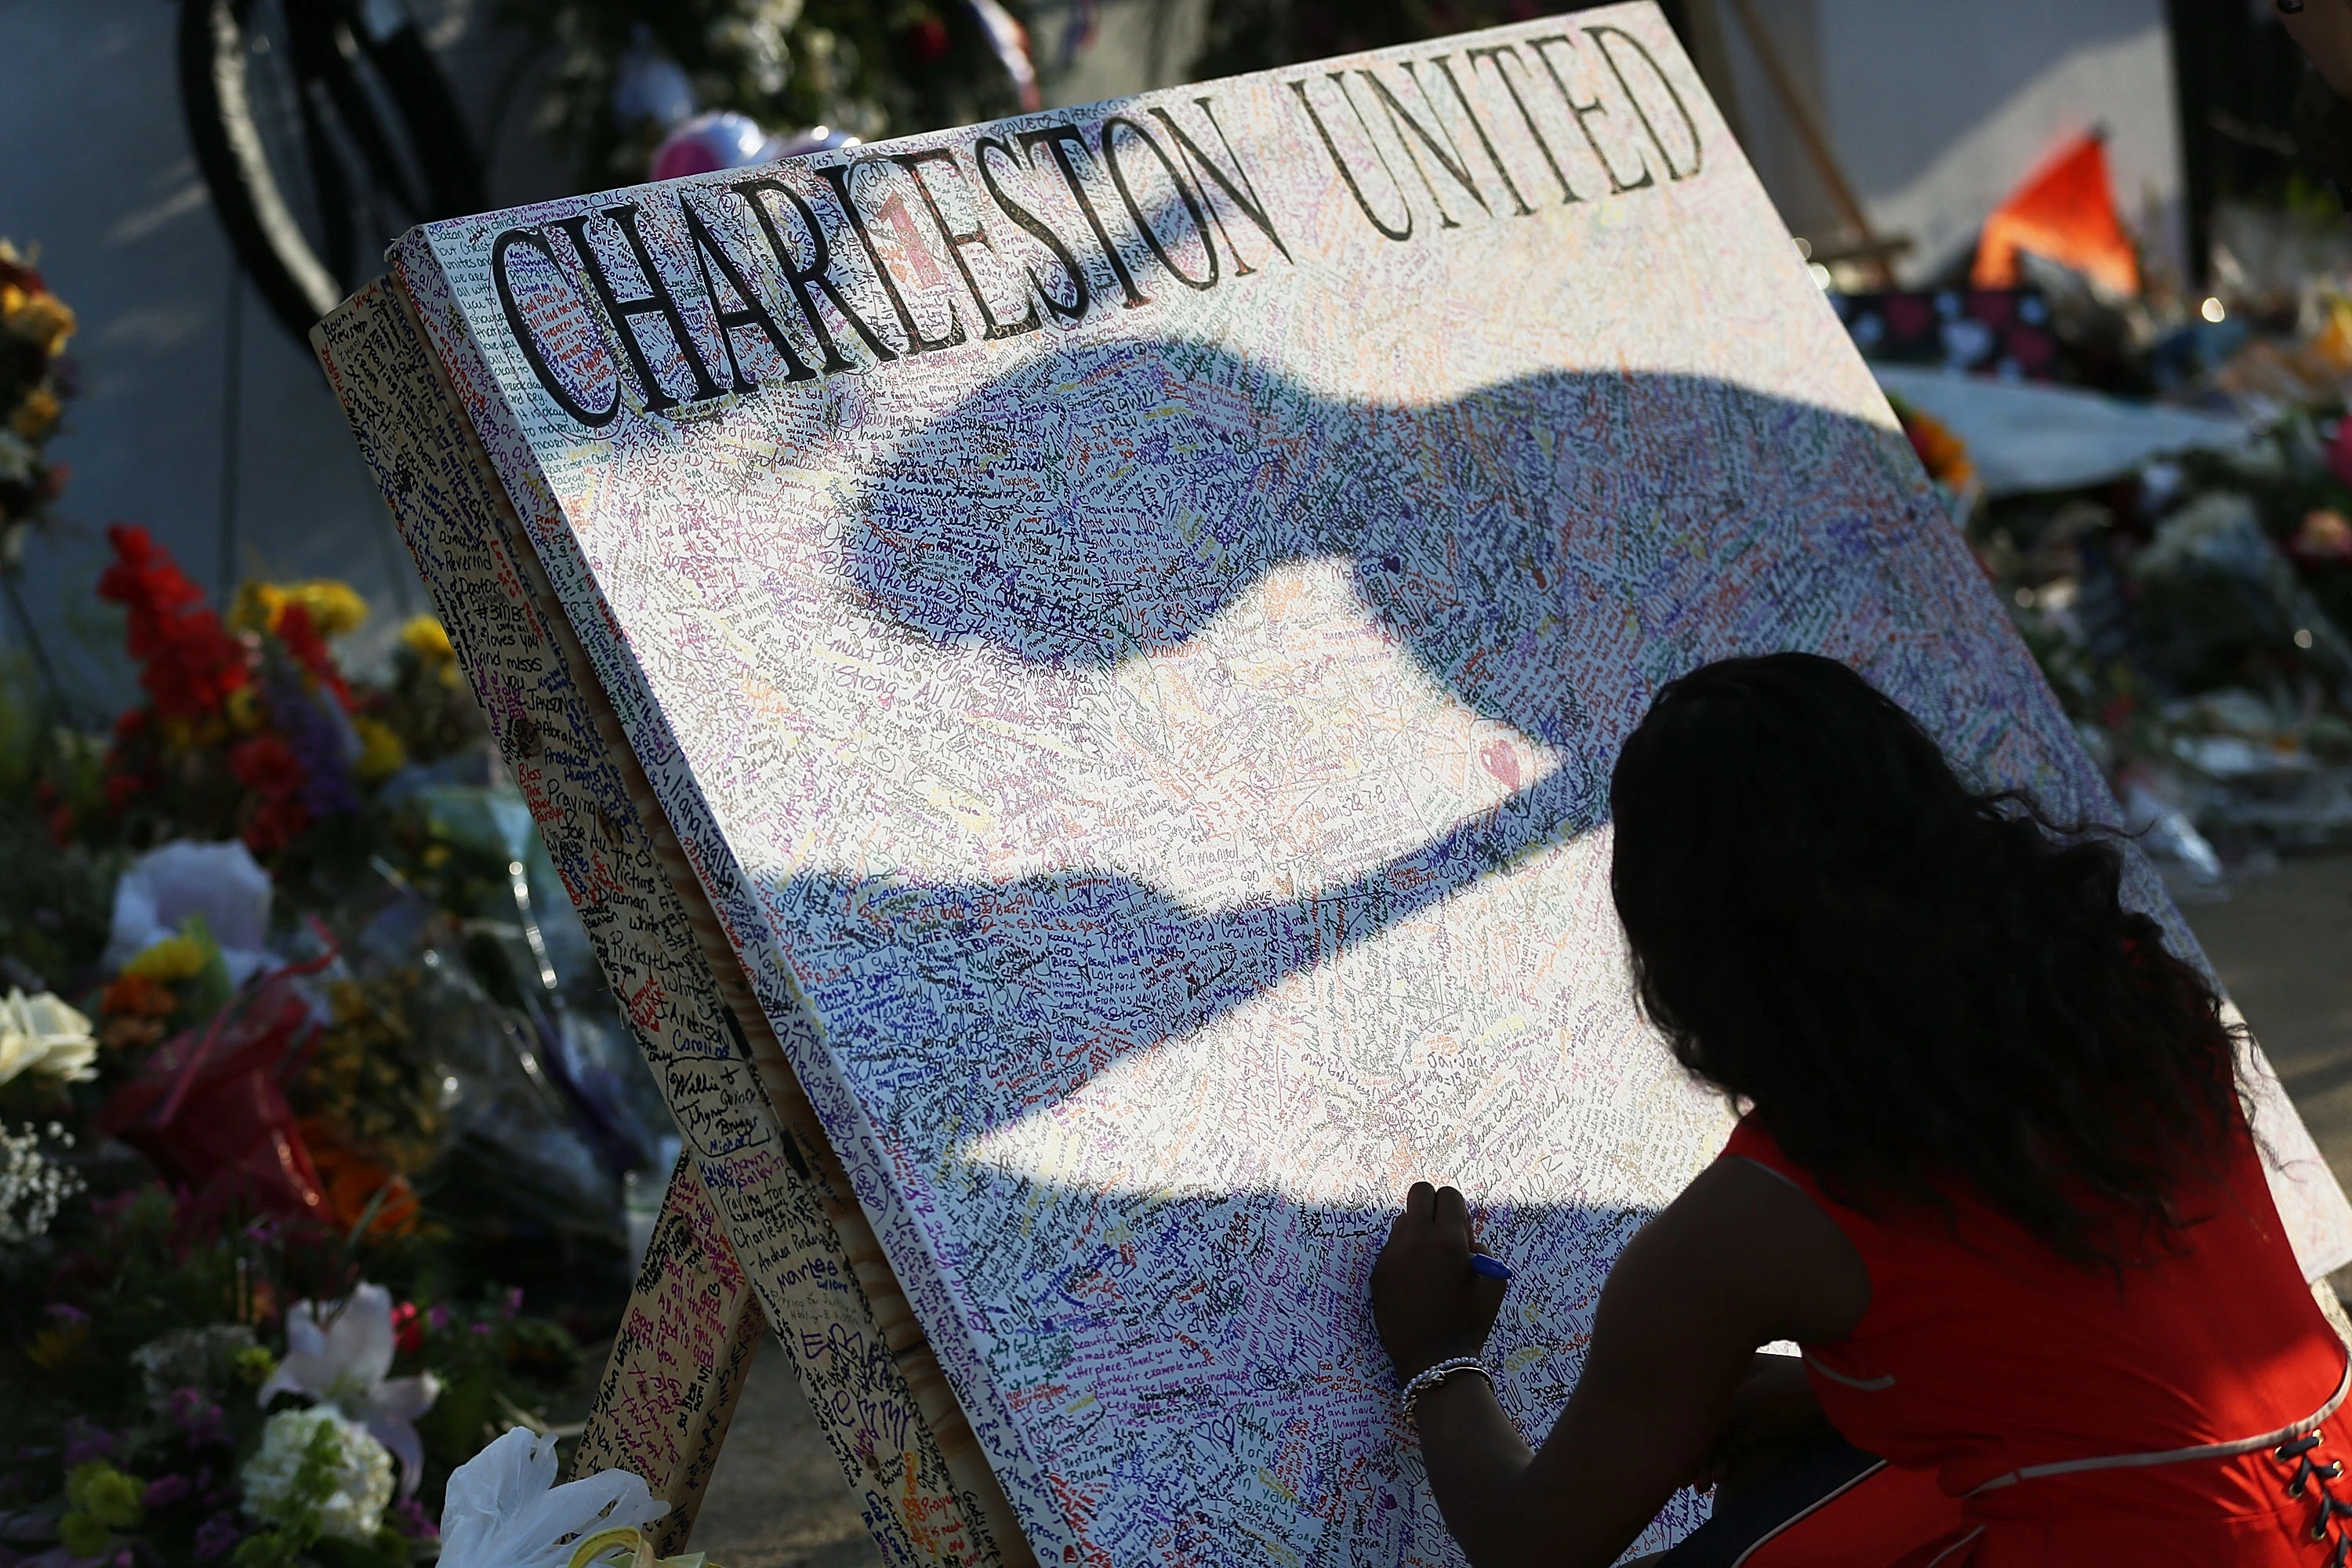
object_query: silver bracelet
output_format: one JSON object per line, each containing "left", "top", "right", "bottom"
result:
{"left": 1399, "top": 1356, "right": 1491, "bottom": 1415}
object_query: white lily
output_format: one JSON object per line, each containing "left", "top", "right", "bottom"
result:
{"left": 438, "top": 1427, "right": 670, "bottom": 1568}
{"left": 257, "top": 1283, "right": 440, "bottom": 1495}
{"left": 0, "top": 989, "right": 97, "bottom": 1087}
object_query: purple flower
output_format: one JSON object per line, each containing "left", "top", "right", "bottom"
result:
{"left": 264, "top": 671, "right": 358, "bottom": 818}
{"left": 60, "top": 1419, "right": 111, "bottom": 1466}
{"left": 191, "top": 1512, "right": 241, "bottom": 1562}
{"left": 141, "top": 1473, "right": 190, "bottom": 1508}
{"left": 469, "top": 1322, "right": 491, "bottom": 1338}
{"left": 387, "top": 1497, "right": 438, "bottom": 1541}
{"left": 501, "top": 1287, "right": 524, "bottom": 1319}
{"left": 426, "top": 1305, "right": 451, "bottom": 1333}
{"left": 44, "top": 1304, "right": 88, "bottom": 1329}
{"left": 166, "top": 1389, "right": 228, "bottom": 1449}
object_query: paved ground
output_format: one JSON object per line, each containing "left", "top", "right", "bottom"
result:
{"left": 689, "top": 1346, "right": 873, "bottom": 1568}
{"left": 2183, "top": 855, "right": 2352, "bottom": 1191}
{"left": 685, "top": 851, "right": 2352, "bottom": 1566}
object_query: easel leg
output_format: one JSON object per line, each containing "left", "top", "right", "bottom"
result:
{"left": 571, "top": 1150, "right": 766, "bottom": 1555}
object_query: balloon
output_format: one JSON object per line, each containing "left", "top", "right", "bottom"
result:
{"left": 649, "top": 111, "right": 775, "bottom": 181}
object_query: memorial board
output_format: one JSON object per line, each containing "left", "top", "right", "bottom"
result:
{"left": 321, "top": 7, "right": 2352, "bottom": 1560}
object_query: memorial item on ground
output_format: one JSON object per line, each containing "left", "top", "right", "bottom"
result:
{"left": 311, "top": 6, "right": 2352, "bottom": 1561}
{"left": 0, "top": 538, "right": 663, "bottom": 1560}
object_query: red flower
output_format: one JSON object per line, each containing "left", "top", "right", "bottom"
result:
{"left": 230, "top": 733, "right": 310, "bottom": 853}
{"left": 390, "top": 1300, "right": 423, "bottom": 1358}
{"left": 230, "top": 731, "right": 301, "bottom": 793}
{"left": 272, "top": 601, "right": 351, "bottom": 710}
{"left": 905, "top": 14, "right": 950, "bottom": 62}
{"left": 103, "top": 770, "right": 145, "bottom": 813}
{"left": 240, "top": 796, "right": 307, "bottom": 856}
{"left": 96, "top": 524, "right": 249, "bottom": 721}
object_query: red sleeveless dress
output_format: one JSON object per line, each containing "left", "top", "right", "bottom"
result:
{"left": 1720, "top": 1115, "right": 2352, "bottom": 1566}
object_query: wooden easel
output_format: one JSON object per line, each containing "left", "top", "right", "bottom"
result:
{"left": 314, "top": 279, "right": 1035, "bottom": 1567}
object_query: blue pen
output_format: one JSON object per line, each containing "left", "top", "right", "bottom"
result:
{"left": 1469, "top": 1254, "right": 1513, "bottom": 1282}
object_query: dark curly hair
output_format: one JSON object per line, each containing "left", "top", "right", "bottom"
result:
{"left": 1609, "top": 652, "right": 2245, "bottom": 1266}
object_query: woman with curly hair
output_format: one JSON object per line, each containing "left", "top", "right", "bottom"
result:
{"left": 1372, "top": 652, "right": 2352, "bottom": 1566}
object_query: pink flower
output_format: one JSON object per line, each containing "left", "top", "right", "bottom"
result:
{"left": 390, "top": 1301, "right": 423, "bottom": 1358}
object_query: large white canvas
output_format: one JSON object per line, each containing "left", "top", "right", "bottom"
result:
{"left": 388, "top": 7, "right": 2352, "bottom": 1560}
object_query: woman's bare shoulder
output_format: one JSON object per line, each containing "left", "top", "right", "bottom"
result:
{"left": 1607, "top": 1156, "right": 1872, "bottom": 1348}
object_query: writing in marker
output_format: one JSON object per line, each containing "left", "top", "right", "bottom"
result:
{"left": 1470, "top": 1254, "right": 1513, "bottom": 1282}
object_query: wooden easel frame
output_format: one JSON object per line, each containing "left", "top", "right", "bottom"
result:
{"left": 314, "top": 278, "right": 1035, "bottom": 1566}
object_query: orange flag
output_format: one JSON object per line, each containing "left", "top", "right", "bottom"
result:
{"left": 1972, "top": 130, "right": 2140, "bottom": 297}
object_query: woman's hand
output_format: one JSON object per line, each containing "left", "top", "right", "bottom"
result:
{"left": 1371, "top": 1181, "right": 1510, "bottom": 1381}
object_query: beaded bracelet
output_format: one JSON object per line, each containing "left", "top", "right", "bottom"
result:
{"left": 1399, "top": 1356, "right": 1492, "bottom": 1416}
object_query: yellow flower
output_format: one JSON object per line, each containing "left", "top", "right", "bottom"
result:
{"left": 125, "top": 935, "right": 208, "bottom": 982}
{"left": 224, "top": 682, "right": 266, "bottom": 732}
{"left": 234, "top": 579, "right": 368, "bottom": 638}
{"left": 231, "top": 1344, "right": 278, "bottom": 1386}
{"left": 59, "top": 1513, "right": 111, "bottom": 1559}
{"left": 230, "top": 581, "right": 285, "bottom": 635}
{"left": 400, "top": 615, "right": 454, "bottom": 660}
{"left": 26, "top": 1319, "right": 85, "bottom": 1370}
{"left": 284, "top": 579, "right": 368, "bottom": 637}
{"left": 65, "top": 1462, "right": 143, "bottom": 1530}
{"left": 354, "top": 716, "right": 407, "bottom": 782}
{"left": 5, "top": 290, "right": 75, "bottom": 358}
{"left": 11, "top": 384, "right": 60, "bottom": 440}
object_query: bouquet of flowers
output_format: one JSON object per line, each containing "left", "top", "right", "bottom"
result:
{"left": 2, "top": 1247, "right": 590, "bottom": 1568}
{"left": 506, "top": 0, "right": 1040, "bottom": 181}
{"left": 0, "top": 238, "right": 74, "bottom": 560}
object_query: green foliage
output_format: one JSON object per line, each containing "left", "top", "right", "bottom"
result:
{"left": 0, "top": 661, "right": 118, "bottom": 994}
{"left": 410, "top": 1297, "right": 580, "bottom": 1484}
{"left": 1192, "top": 0, "right": 1581, "bottom": 81}
{"left": 503, "top": 0, "right": 1039, "bottom": 183}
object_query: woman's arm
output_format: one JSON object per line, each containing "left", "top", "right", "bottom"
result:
{"left": 2285, "top": 0, "right": 2352, "bottom": 101}
{"left": 1371, "top": 1159, "right": 1869, "bottom": 1567}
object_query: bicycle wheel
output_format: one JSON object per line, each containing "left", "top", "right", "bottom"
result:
{"left": 180, "top": 0, "right": 488, "bottom": 343}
